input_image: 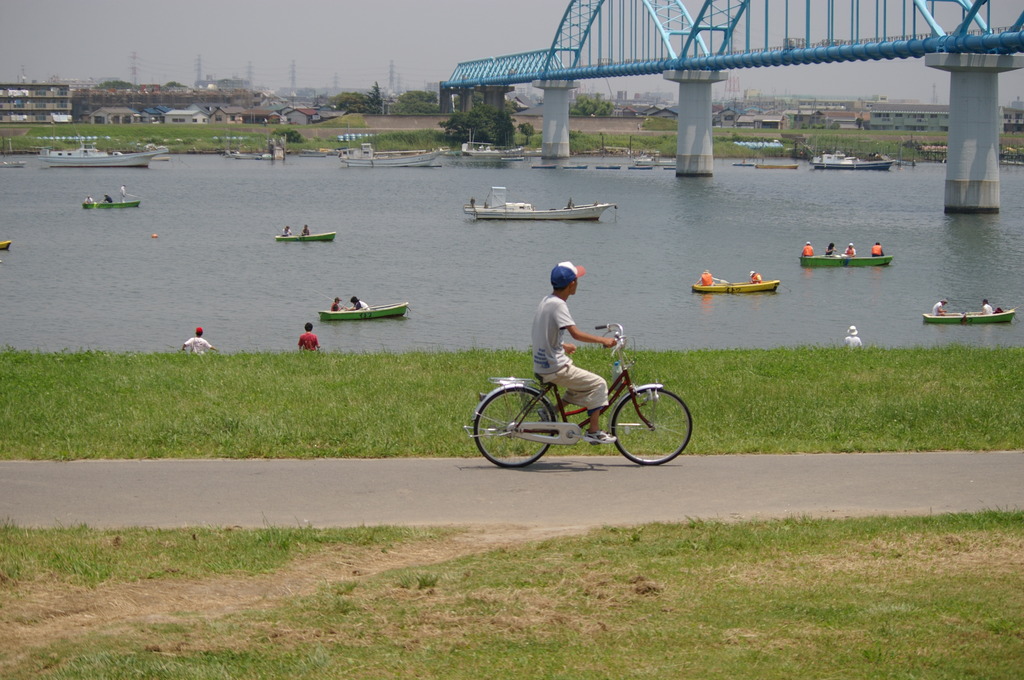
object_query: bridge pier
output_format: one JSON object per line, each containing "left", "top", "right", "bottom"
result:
{"left": 663, "top": 70, "right": 728, "bottom": 176}
{"left": 532, "top": 79, "right": 578, "bottom": 159}
{"left": 439, "top": 87, "right": 475, "bottom": 114}
{"left": 926, "top": 54, "right": 1024, "bottom": 214}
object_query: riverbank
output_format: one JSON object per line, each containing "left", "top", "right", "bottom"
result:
{"left": 2, "top": 346, "right": 1021, "bottom": 460}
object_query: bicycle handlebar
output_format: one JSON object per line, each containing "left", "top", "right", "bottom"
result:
{"left": 595, "top": 323, "right": 626, "bottom": 353}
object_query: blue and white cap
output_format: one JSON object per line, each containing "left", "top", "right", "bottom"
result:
{"left": 551, "top": 261, "right": 586, "bottom": 288}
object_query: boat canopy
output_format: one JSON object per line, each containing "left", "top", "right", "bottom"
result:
{"left": 484, "top": 186, "right": 507, "bottom": 208}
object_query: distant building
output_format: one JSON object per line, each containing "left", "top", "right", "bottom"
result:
{"left": 162, "top": 108, "right": 210, "bottom": 124}
{"left": 0, "top": 81, "right": 72, "bottom": 123}
{"left": 1003, "top": 107, "right": 1024, "bottom": 133}
{"left": 88, "top": 106, "right": 140, "bottom": 124}
{"left": 869, "top": 104, "right": 949, "bottom": 132}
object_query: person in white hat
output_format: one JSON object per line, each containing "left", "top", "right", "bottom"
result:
{"left": 844, "top": 326, "right": 862, "bottom": 348}
{"left": 532, "top": 261, "right": 618, "bottom": 445}
{"left": 749, "top": 270, "right": 763, "bottom": 283}
{"left": 844, "top": 242, "right": 856, "bottom": 256}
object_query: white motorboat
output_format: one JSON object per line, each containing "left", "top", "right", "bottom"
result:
{"left": 811, "top": 152, "right": 894, "bottom": 170}
{"left": 37, "top": 142, "right": 169, "bottom": 168}
{"left": 464, "top": 187, "right": 616, "bottom": 221}
{"left": 340, "top": 143, "right": 440, "bottom": 167}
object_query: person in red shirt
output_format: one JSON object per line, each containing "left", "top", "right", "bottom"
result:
{"left": 298, "top": 322, "right": 320, "bottom": 351}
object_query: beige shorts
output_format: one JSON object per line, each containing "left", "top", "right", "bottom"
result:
{"left": 539, "top": 363, "right": 609, "bottom": 411}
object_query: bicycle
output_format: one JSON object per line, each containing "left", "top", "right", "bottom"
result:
{"left": 465, "top": 323, "right": 693, "bottom": 468}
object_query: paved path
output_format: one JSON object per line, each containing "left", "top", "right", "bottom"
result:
{"left": 1, "top": 452, "right": 1020, "bottom": 530}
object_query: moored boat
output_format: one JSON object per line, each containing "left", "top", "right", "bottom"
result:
{"left": 318, "top": 301, "right": 409, "bottom": 321}
{"left": 38, "top": 142, "right": 169, "bottom": 168}
{"left": 461, "top": 142, "right": 524, "bottom": 157}
{"left": 922, "top": 308, "right": 1015, "bottom": 324}
{"left": 82, "top": 200, "right": 141, "bottom": 209}
{"left": 464, "top": 187, "right": 615, "bottom": 221}
{"left": 800, "top": 254, "right": 893, "bottom": 267}
{"left": 755, "top": 163, "right": 798, "bottom": 170}
{"left": 811, "top": 152, "right": 894, "bottom": 170}
{"left": 340, "top": 143, "right": 440, "bottom": 167}
{"left": 692, "top": 279, "right": 781, "bottom": 293}
{"left": 275, "top": 231, "right": 337, "bottom": 242}
{"left": 0, "top": 240, "right": 11, "bottom": 250}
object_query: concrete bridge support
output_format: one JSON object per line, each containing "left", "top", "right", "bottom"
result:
{"left": 480, "top": 85, "right": 513, "bottom": 110}
{"left": 663, "top": 70, "right": 728, "bottom": 176}
{"left": 532, "top": 79, "right": 578, "bottom": 159}
{"left": 439, "top": 87, "right": 474, "bottom": 114}
{"left": 926, "top": 54, "right": 1024, "bottom": 214}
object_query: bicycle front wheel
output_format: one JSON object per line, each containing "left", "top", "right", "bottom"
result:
{"left": 473, "top": 386, "right": 556, "bottom": 468}
{"left": 610, "top": 387, "right": 692, "bottom": 465}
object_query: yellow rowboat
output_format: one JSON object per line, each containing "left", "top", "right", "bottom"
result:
{"left": 692, "top": 280, "right": 780, "bottom": 293}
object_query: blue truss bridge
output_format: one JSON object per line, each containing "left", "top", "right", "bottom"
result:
{"left": 443, "top": 1, "right": 1023, "bottom": 87}
{"left": 440, "top": 1, "right": 1024, "bottom": 213}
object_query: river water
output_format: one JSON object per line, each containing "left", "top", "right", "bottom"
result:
{"left": 2, "top": 153, "right": 1022, "bottom": 353}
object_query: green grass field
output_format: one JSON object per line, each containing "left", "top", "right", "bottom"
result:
{"left": 1, "top": 346, "right": 1022, "bottom": 460}
{"left": 1, "top": 513, "right": 1022, "bottom": 679}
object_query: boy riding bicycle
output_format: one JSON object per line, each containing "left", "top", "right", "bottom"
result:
{"left": 531, "top": 261, "right": 618, "bottom": 444}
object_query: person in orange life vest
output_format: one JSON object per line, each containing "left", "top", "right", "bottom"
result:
{"left": 802, "top": 242, "right": 814, "bottom": 256}
{"left": 699, "top": 270, "right": 714, "bottom": 286}
{"left": 844, "top": 243, "right": 856, "bottom": 256}
{"left": 871, "top": 242, "right": 884, "bottom": 257}
{"left": 749, "top": 271, "right": 763, "bottom": 284}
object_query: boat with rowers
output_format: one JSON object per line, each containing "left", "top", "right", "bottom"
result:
{"left": 275, "top": 231, "right": 336, "bottom": 242}
{"left": 692, "top": 279, "right": 781, "bottom": 293}
{"left": 82, "top": 199, "right": 141, "bottom": 209}
{"left": 922, "top": 308, "right": 1015, "bottom": 324}
{"left": 800, "top": 254, "right": 893, "bottom": 267}
{"left": 318, "top": 301, "right": 409, "bottom": 321}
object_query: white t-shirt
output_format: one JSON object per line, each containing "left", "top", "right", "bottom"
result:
{"left": 844, "top": 335, "right": 863, "bottom": 348}
{"left": 532, "top": 294, "right": 574, "bottom": 375}
{"left": 184, "top": 336, "right": 213, "bottom": 354}
{"left": 931, "top": 301, "right": 945, "bottom": 315}
{"left": 982, "top": 303, "right": 993, "bottom": 315}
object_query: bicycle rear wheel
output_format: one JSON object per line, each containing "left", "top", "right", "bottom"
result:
{"left": 610, "top": 386, "right": 692, "bottom": 465}
{"left": 473, "top": 386, "right": 556, "bottom": 468}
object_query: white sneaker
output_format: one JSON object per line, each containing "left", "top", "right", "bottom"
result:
{"left": 583, "top": 430, "right": 616, "bottom": 445}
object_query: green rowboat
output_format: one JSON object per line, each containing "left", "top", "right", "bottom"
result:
{"left": 922, "top": 308, "right": 1015, "bottom": 324}
{"left": 318, "top": 301, "right": 409, "bottom": 321}
{"left": 82, "top": 200, "right": 141, "bottom": 209}
{"left": 275, "top": 231, "right": 337, "bottom": 242}
{"left": 800, "top": 254, "right": 893, "bottom": 267}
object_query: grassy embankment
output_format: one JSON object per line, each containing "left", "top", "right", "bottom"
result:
{"left": 1, "top": 346, "right": 1021, "bottom": 460}
{"left": 1, "top": 512, "right": 1022, "bottom": 679}
{"left": 8, "top": 120, "right": 1019, "bottom": 159}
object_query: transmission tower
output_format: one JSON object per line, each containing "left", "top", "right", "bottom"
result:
{"left": 130, "top": 52, "right": 138, "bottom": 86}
{"left": 290, "top": 60, "right": 297, "bottom": 94}
{"left": 388, "top": 60, "right": 396, "bottom": 95}
{"left": 195, "top": 55, "right": 203, "bottom": 88}
{"left": 247, "top": 61, "right": 254, "bottom": 89}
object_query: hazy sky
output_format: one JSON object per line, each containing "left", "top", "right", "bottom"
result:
{"left": 4, "top": 0, "right": 1023, "bottom": 105}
